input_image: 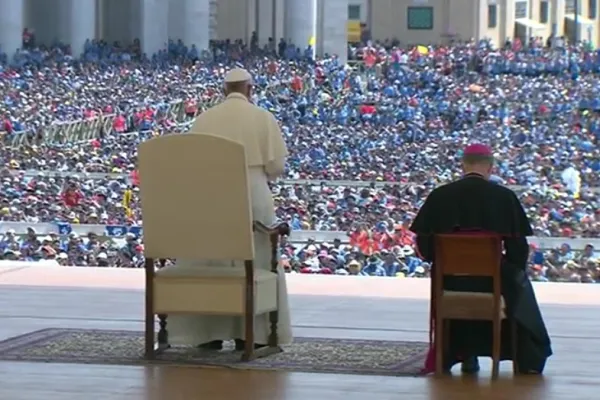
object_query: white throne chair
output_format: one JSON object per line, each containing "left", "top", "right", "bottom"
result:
{"left": 138, "top": 133, "right": 289, "bottom": 361}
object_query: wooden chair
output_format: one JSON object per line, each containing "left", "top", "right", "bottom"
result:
{"left": 433, "top": 233, "right": 518, "bottom": 379}
{"left": 138, "top": 133, "right": 289, "bottom": 362}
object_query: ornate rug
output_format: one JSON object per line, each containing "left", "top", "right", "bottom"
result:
{"left": 0, "top": 328, "right": 428, "bottom": 377}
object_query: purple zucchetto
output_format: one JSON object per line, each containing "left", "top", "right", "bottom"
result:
{"left": 463, "top": 143, "right": 492, "bottom": 157}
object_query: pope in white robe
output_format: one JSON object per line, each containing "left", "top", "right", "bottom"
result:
{"left": 164, "top": 68, "right": 293, "bottom": 348}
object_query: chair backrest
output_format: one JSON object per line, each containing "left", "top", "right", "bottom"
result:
{"left": 434, "top": 233, "right": 502, "bottom": 278}
{"left": 138, "top": 133, "right": 254, "bottom": 261}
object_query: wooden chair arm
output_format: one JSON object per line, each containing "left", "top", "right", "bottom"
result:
{"left": 253, "top": 221, "right": 290, "bottom": 237}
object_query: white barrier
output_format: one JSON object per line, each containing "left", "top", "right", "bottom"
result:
{"left": 0, "top": 260, "right": 59, "bottom": 267}
{"left": 0, "top": 222, "right": 108, "bottom": 236}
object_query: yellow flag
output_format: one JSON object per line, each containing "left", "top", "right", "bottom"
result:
{"left": 574, "top": 176, "right": 581, "bottom": 199}
{"left": 123, "top": 189, "right": 133, "bottom": 216}
{"left": 122, "top": 189, "right": 132, "bottom": 208}
{"left": 309, "top": 36, "right": 316, "bottom": 46}
{"left": 416, "top": 45, "right": 429, "bottom": 55}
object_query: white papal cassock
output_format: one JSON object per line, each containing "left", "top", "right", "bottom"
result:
{"left": 165, "top": 74, "right": 292, "bottom": 346}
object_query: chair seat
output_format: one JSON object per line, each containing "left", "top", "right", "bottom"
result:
{"left": 441, "top": 291, "right": 506, "bottom": 320}
{"left": 157, "top": 264, "right": 277, "bottom": 282}
{"left": 153, "top": 264, "right": 278, "bottom": 315}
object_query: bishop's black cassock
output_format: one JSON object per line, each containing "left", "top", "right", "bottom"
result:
{"left": 410, "top": 172, "right": 552, "bottom": 373}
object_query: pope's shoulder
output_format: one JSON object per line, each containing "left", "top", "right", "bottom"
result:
{"left": 201, "top": 97, "right": 275, "bottom": 118}
{"left": 428, "top": 177, "right": 519, "bottom": 202}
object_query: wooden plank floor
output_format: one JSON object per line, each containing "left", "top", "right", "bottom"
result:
{"left": 0, "top": 266, "right": 598, "bottom": 400}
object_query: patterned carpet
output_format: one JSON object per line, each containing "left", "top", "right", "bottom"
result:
{"left": 0, "top": 328, "right": 428, "bottom": 377}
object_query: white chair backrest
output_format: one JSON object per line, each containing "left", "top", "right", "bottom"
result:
{"left": 138, "top": 133, "right": 254, "bottom": 260}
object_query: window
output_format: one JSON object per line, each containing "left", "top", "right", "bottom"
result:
{"left": 589, "top": 0, "right": 597, "bottom": 19}
{"left": 565, "top": 0, "right": 576, "bottom": 14}
{"left": 540, "top": 1, "right": 549, "bottom": 23}
{"left": 488, "top": 5, "right": 497, "bottom": 28}
{"left": 515, "top": 1, "right": 528, "bottom": 18}
{"left": 407, "top": 6, "right": 434, "bottom": 30}
{"left": 348, "top": 5, "right": 361, "bottom": 20}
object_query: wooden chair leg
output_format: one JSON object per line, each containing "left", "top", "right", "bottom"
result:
{"left": 144, "top": 257, "right": 155, "bottom": 360}
{"left": 242, "top": 312, "right": 255, "bottom": 362}
{"left": 268, "top": 310, "right": 279, "bottom": 347}
{"left": 242, "top": 260, "right": 256, "bottom": 362}
{"left": 435, "top": 315, "right": 444, "bottom": 376}
{"left": 511, "top": 318, "right": 519, "bottom": 375}
{"left": 442, "top": 319, "right": 449, "bottom": 363}
{"left": 251, "top": 310, "right": 284, "bottom": 359}
{"left": 491, "top": 316, "right": 501, "bottom": 380}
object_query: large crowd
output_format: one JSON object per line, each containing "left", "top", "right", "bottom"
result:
{"left": 0, "top": 36, "right": 599, "bottom": 282}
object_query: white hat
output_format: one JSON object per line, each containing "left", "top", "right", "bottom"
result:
{"left": 402, "top": 245, "right": 415, "bottom": 256}
{"left": 224, "top": 68, "right": 252, "bottom": 84}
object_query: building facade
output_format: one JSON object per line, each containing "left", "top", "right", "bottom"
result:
{"left": 357, "top": 0, "right": 600, "bottom": 48}
{"left": 0, "top": 0, "right": 598, "bottom": 62}
{"left": 0, "top": 0, "right": 348, "bottom": 62}
{"left": 218, "top": 0, "right": 600, "bottom": 48}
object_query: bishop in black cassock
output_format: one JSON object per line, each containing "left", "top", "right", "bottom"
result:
{"left": 410, "top": 144, "right": 552, "bottom": 374}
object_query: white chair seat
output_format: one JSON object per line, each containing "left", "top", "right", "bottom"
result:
{"left": 156, "top": 263, "right": 276, "bottom": 281}
{"left": 154, "top": 264, "right": 277, "bottom": 315}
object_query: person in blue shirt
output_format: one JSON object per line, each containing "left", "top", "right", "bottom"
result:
{"left": 578, "top": 244, "right": 599, "bottom": 264}
{"left": 118, "top": 232, "right": 141, "bottom": 267}
{"left": 360, "top": 256, "right": 386, "bottom": 276}
{"left": 0, "top": 230, "right": 20, "bottom": 254}
{"left": 63, "top": 232, "right": 88, "bottom": 265}
{"left": 380, "top": 250, "right": 401, "bottom": 277}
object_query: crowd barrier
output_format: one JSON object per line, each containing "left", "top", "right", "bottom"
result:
{"left": 7, "top": 167, "right": 600, "bottom": 194}
{"left": 0, "top": 260, "right": 59, "bottom": 268}
{"left": 2, "top": 99, "right": 193, "bottom": 148}
{"left": 0, "top": 222, "right": 141, "bottom": 239}
{"left": 0, "top": 222, "right": 596, "bottom": 250}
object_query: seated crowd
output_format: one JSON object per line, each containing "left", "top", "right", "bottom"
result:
{"left": 0, "top": 225, "right": 598, "bottom": 283}
{"left": 0, "top": 37, "right": 599, "bottom": 283}
{"left": 2, "top": 37, "right": 600, "bottom": 187}
{"left": 0, "top": 170, "right": 596, "bottom": 236}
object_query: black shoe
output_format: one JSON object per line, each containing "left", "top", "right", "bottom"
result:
{"left": 461, "top": 357, "right": 480, "bottom": 374}
{"left": 198, "top": 340, "right": 223, "bottom": 350}
{"left": 523, "top": 369, "right": 542, "bottom": 375}
{"left": 234, "top": 339, "right": 267, "bottom": 351}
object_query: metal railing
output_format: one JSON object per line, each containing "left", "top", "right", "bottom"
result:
{"left": 2, "top": 99, "right": 191, "bottom": 149}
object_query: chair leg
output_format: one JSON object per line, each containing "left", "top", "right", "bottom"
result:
{"left": 268, "top": 310, "right": 279, "bottom": 348}
{"left": 242, "top": 313, "right": 255, "bottom": 362}
{"left": 435, "top": 316, "right": 444, "bottom": 376}
{"left": 491, "top": 316, "right": 501, "bottom": 380}
{"left": 242, "top": 260, "right": 255, "bottom": 362}
{"left": 511, "top": 319, "right": 519, "bottom": 375}
{"left": 144, "top": 313, "right": 154, "bottom": 359}
{"left": 442, "top": 320, "right": 449, "bottom": 363}
{"left": 144, "top": 257, "right": 155, "bottom": 359}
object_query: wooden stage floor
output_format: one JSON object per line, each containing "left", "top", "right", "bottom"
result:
{"left": 0, "top": 266, "right": 598, "bottom": 400}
